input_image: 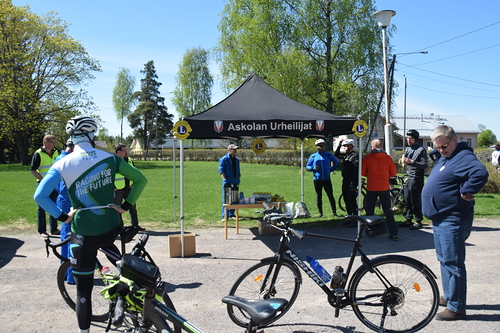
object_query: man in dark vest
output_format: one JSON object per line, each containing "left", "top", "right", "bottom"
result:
{"left": 114, "top": 143, "right": 144, "bottom": 231}
{"left": 399, "top": 129, "right": 428, "bottom": 230}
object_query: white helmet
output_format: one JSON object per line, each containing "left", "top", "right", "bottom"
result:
{"left": 342, "top": 139, "right": 355, "bottom": 146}
{"left": 65, "top": 115, "right": 97, "bottom": 136}
{"left": 315, "top": 138, "right": 326, "bottom": 146}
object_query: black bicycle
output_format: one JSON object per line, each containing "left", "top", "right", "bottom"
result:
{"left": 226, "top": 215, "right": 440, "bottom": 333}
{"left": 338, "top": 177, "right": 406, "bottom": 213}
{"left": 46, "top": 228, "right": 182, "bottom": 332}
{"left": 389, "top": 176, "right": 406, "bottom": 211}
{"left": 47, "top": 229, "right": 284, "bottom": 333}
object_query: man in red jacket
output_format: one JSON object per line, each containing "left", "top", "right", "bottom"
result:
{"left": 362, "top": 139, "right": 398, "bottom": 241}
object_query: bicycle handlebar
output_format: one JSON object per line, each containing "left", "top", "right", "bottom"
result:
{"left": 45, "top": 236, "right": 71, "bottom": 261}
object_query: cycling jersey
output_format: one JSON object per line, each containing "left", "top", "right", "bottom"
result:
{"left": 34, "top": 142, "right": 147, "bottom": 236}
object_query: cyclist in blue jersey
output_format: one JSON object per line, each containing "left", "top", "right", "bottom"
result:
{"left": 34, "top": 116, "right": 147, "bottom": 333}
{"left": 306, "top": 138, "right": 340, "bottom": 218}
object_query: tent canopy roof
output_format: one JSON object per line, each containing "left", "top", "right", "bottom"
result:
{"left": 184, "top": 73, "right": 356, "bottom": 139}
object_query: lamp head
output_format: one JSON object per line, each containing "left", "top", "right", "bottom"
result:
{"left": 372, "top": 10, "right": 396, "bottom": 28}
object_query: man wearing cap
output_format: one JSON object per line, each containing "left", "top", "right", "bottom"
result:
{"left": 30, "top": 134, "right": 60, "bottom": 237}
{"left": 306, "top": 139, "right": 339, "bottom": 218}
{"left": 400, "top": 129, "right": 428, "bottom": 230}
{"left": 491, "top": 143, "right": 500, "bottom": 166}
{"left": 335, "top": 138, "right": 359, "bottom": 221}
{"left": 219, "top": 144, "right": 241, "bottom": 219}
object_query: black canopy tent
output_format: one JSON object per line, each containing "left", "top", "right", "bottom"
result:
{"left": 173, "top": 74, "right": 357, "bottom": 247}
{"left": 184, "top": 73, "right": 356, "bottom": 139}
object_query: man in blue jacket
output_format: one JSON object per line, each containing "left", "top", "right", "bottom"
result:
{"left": 306, "top": 139, "right": 339, "bottom": 218}
{"left": 219, "top": 144, "right": 241, "bottom": 219}
{"left": 422, "top": 125, "right": 488, "bottom": 321}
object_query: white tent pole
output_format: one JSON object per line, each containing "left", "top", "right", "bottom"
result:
{"left": 173, "top": 137, "right": 177, "bottom": 225}
{"left": 180, "top": 139, "right": 185, "bottom": 258}
{"left": 301, "top": 139, "right": 305, "bottom": 203}
{"left": 357, "top": 136, "right": 363, "bottom": 233}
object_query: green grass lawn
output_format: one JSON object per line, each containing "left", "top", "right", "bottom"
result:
{"left": 1, "top": 161, "right": 498, "bottom": 233}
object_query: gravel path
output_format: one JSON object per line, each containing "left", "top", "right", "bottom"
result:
{"left": 1, "top": 218, "right": 499, "bottom": 333}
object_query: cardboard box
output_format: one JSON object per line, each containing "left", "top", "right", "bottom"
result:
{"left": 168, "top": 233, "right": 196, "bottom": 257}
{"left": 258, "top": 220, "right": 279, "bottom": 236}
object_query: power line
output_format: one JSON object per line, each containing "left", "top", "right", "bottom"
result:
{"left": 410, "top": 43, "right": 500, "bottom": 66}
{"left": 410, "top": 84, "right": 500, "bottom": 99}
{"left": 413, "top": 20, "right": 500, "bottom": 52}
{"left": 399, "top": 62, "right": 500, "bottom": 88}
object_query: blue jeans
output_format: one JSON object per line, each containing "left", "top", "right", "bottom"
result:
{"left": 432, "top": 215, "right": 473, "bottom": 314}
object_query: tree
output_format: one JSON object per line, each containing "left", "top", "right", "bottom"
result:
{"left": 216, "top": 0, "right": 386, "bottom": 121}
{"left": 129, "top": 60, "right": 174, "bottom": 159}
{"left": 478, "top": 129, "right": 497, "bottom": 148}
{"left": 172, "top": 47, "right": 213, "bottom": 117}
{"left": 0, "top": 1, "right": 100, "bottom": 164}
{"left": 112, "top": 68, "right": 136, "bottom": 142}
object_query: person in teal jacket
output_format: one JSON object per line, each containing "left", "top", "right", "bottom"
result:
{"left": 34, "top": 116, "right": 147, "bottom": 333}
{"left": 306, "top": 139, "right": 339, "bottom": 218}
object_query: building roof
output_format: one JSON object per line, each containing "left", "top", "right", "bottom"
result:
{"left": 392, "top": 114, "right": 480, "bottom": 138}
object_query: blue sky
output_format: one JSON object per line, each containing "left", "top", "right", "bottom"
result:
{"left": 13, "top": 0, "right": 500, "bottom": 139}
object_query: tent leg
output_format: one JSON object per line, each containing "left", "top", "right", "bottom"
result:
{"left": 301, "top": 139, "right": 305, "bottom": 203}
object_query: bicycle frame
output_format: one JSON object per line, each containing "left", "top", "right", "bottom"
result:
{"left": 140, "top": 290, "right": 205, "bottom": 333}
{"left": 270, "top": 222, "right": 401, "bottom": 314}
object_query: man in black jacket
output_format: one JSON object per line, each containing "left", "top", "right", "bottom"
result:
{"left": 335, "top": 139, "right": 358, "bottom": 224}
{"left": 399, "top": 129, "right": 428, "bottom": 230}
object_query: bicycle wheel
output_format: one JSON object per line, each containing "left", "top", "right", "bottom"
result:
{"left": 227, "top": 258, "right": 301, "bottom": 328}
{"left": 122, "top": 291, "right": 181, "bottom": 333}
{"left": 56, "top": 260, "right": 111, "bottom": 322}
{"left": 349, "top": 255, "right": 439, "bottom": 333}
{"left": 338, "top": 193, "right": 346, "bottom": 212}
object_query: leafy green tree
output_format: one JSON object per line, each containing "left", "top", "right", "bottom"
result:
{"left": 129, "top": 60, "right": 174, "bottom": 159}
{"left": 172, "top": 47, "right": 213, "bottom": 117}
{"left": 216, "top": 0, "right": 386, "bottom": 121}
{"left": 0, "top": 1, "right": 100, "bottom": 164}
{"left": 112, "top": 68, "right": 136, "bottom": 141}
{"left": 478, "top": 129, "right": 497, "bottom": 148}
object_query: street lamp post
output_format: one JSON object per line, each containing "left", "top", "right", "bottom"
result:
{"left": 372, "top": 9, "right": 396, "bottom": 156}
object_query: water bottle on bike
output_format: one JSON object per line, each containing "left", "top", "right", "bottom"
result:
{"left": 305, "top": 255, "right": 331, "bottom": 283}
{"left": 330, "top": 266, "right": 347, "bottom": 290}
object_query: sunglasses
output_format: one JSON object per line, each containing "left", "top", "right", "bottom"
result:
{"left": 435, "top": 138, "right": 453, "bottom": 150}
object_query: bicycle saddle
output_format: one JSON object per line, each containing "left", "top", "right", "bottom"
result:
{"left": 222, "top": 296, "right": 288, "bottom": 326}
{"left": 345, "top": 215, "right": 384, "bottom": 225}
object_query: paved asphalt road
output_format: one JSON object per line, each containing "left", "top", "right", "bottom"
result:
{"left": 1, "top": 218, "right": 499, "bottom": 333}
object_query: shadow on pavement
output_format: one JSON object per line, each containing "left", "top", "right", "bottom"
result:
{"left": 0, "top": 237, "right": 25, "bottom": 269}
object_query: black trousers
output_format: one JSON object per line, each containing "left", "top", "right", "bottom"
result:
{"left": 404, "top": 178, "right": 424, "bottom": 222}
{"left": 341, "top": 181, "right": 358, "bottom": 215}
{"left": 313, "top": 179, "right": 336, "bottom": 214}
{"left": 365, "top": 190, "right": 397, "bottom": 237}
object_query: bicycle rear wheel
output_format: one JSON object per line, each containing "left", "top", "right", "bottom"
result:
{"left": 227, "top": 258, "right": 301, "bottom": 328}
{"left": 349, "top": 255, "right": 439, "bottom": 333}
{"left": 56, "top": 260, "right": 111, "bottom": 322}
{"left": 338, "top": 193, "right": 346, "bottom": 212}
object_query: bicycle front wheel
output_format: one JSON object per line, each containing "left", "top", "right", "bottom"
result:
{"left": 227, "top": 258, "right": 301, "bottom": 328}
{"left": 122, "top": 291, "right": 182, "bottom": 333}
{"left": 349, "top": 256, "right": 439, "bottom": 333}
{"left": 56, "top": 260, "right": 110, "bottom": 322}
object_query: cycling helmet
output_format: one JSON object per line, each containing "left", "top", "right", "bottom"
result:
{"left": 342, "top": 139, "right": 355, "bottom": 146}
{"left": 315, "top": 139, "right": 326, "bottom": 146}
{"left": 66, "top": 115, "right": 98, "bottom": 136}
{"left": 406, "top": 129, "right": 419, "bottom": 140}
